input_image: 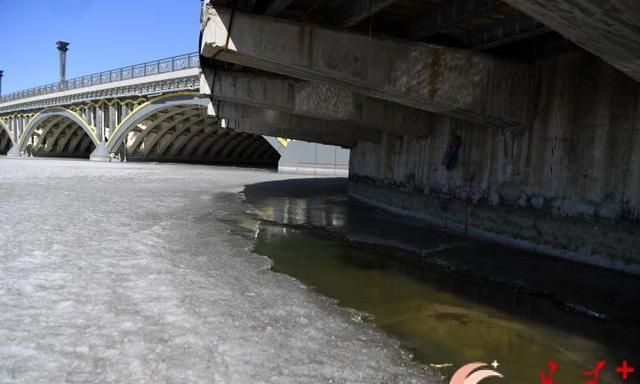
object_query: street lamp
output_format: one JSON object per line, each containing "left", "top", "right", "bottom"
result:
{"left": 56, "top": 41, "right": 70, "bottom": 89}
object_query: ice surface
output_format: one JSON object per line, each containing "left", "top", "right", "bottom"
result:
{"left": 0, "top": 159, "right": 429, "bottom": 383}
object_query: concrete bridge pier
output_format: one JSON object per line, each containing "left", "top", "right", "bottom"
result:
{"left": 89, "top": 142, "right": 111, "bottom": 162}
{"left": 6, "top": 145, "right": 21, "bottom": 157}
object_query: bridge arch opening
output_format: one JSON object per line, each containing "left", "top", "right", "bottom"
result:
{"left": 107, "top": 93, "right": 280, "bottom": 167}
{"left": 0, "top": 120, "right": 13, "bottom": 155}
{"left": 18, "top": 108, "right": 97, "bottom": 158}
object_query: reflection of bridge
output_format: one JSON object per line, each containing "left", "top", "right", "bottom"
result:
{"left": 0, "top": 53, "right": 348, "bottom": 173}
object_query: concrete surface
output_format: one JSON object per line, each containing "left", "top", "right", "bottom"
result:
{"left": 348, "top": 50, "right": 640, "bottom": 272}
{"left": 200, "top": 7, "right": 533, "bottom": 128}
{"left": 504, "top": 0, "right": 640, "bottom": 81}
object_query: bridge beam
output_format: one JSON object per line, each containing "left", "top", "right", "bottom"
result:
{"left": 334, "top": 0, "right": 400, "bottom": 28}
{"left": 201, "top": 69, "right": 441, "bottom": 138}
{"left": 503, "top": 0, "right": 640, "bottom": 81}
{"left": 403, "top": 0, "right": 500, "bottom": 40}
{"left": 201, "top": 6, "right": 534, "bottom": 128}
{"left": 212, "top": 101, "right": 379, "bottom": 147}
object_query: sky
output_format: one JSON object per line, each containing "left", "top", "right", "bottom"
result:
{"left": 0, "top": 0, "right": 201, "bottom": 94}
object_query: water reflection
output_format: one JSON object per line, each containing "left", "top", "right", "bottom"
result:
{"left": 232, "top": 178, "right": 640, "bottom": 384}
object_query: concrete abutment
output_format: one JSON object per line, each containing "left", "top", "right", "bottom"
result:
{"left": 347, "top": 51, "right": 640, "bottom": 272}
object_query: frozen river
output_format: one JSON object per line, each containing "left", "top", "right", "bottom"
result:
{"left": 0, "top": 159, "right": 428, "bottom": 383}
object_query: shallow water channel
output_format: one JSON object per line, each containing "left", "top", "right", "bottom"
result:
{"left": 226, "top": 177, "right": 640, "bottom": 384}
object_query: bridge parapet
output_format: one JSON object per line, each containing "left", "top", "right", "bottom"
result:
{"left": 0, "top": 53, "right": 199, "bottom": 105}
{"left": 0, "top": 72, "right": 199, "bottom": 114}
{"left": 0, "top": 51, "right": 346, "bottom": 175}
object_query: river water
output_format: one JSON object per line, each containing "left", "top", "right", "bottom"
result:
{"left": 230, "top": 177, "right": 640, "bottom": 384}
{"left": 1, "top": 159, "right": 639, "bottom": 384}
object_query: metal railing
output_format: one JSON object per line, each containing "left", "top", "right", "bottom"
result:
{"left": 0, "top": 52, "right": 199, "bottom": 104}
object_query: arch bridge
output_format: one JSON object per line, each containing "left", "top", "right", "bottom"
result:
{"left": 0, "top": 53, "right": 304, "bottom": 168}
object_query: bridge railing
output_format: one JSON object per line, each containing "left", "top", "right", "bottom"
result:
{"left": 0, "top": 52, "right": 199, "bottom": 104}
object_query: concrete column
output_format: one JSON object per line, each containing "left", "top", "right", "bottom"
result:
{"left": 11, "top": 118, "right": 16, "bottom": 140}
{"left": 107, "top": 104, "right": 116, "bottom": 140}
{"left": 6, "top": 145, "right": 21, "bottom": 157}
{"left": 90, "top": 141, "right": 110, "bottom": 162}
{"left": 95, "top": 106, "right": 104, "bottom": 142}
{"left": 121, "top": 104, "right": 130, "bottom": 121}
{"left": 6, "top": 118, "right": 20, "bottom": 157}
{"left": 18, "top": 117, "right": 24, "bottom": 139}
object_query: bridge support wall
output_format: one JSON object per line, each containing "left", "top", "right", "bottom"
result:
{"left": 348, "top": 51, "right": 640, "bottom": 272}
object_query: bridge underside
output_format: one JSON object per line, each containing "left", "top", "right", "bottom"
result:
{"left": 0, "top": 129, "right": 11, "bottom": 155}
{"left": 24, "top": 115, "right": 95, "bottom": 158}
{"left": 114, "top": 104, "right": 279, "bottom": 166}
{"left": 200, "top": 1, "right": 640, "bottom": 272}
{"left": 1, "top": 97, "right": 281, "bottom": 168}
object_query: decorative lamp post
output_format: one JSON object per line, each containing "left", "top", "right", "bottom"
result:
{"left": 56, "top": 41, "right": 70, "bottom": 89}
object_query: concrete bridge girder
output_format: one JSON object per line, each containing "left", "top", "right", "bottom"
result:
{"left": 76, "top": 135, "right": 94, "bottom": 156}
{"left": 200, "top": 7, "right": 534, "bottom": 129}
{"left": 201, "top": 69, "right": 439, "bottom": 138}
{"left": 244, "top": 137, "right": 274, "bottom": 161}
{"left": 155, "top": 116, "right": 209, "bottom": 156}
{"left": 194, "top": 134, "right": 220, "bottom": 159}
{"left": 183, "top": 127, "right": 221, "bottom": 159}
{"left": 126, "top": 107, "right": 201, "bottom": 154}
{"left": 159, "top": 116, "right": 209, "bottom": 157}
{"left": 503, "top": 0, "right": 640, "bottom": 82}
{"left": 165, "top": 125, "right": 204, "bottom": 158}
{"left": 32, "top": 116, "right": 63, "bottom": 151}
{"left": 212, "top": 101, "right": 379, "bottom": 147}
{"left": 56, "top": 124, "right": 83, "bottom": 154}
{"left": 203, "top": 131, "right": 237, "bottom": 159}
{"left": 44, "top": 120, "right": 76, "bottom": 153}
{"left": 138, "top": 109, "right": 203, "bottom": 156}
{"left": 66, "top": 127, "right": 86, "bottom": 154}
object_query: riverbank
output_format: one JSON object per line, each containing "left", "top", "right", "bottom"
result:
{"left": 238, "top": 177, "right": 640, "bottom": 384}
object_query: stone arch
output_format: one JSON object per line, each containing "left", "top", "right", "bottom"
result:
{"left": 18, "top": 107, "right": 99, "bottom": 155}
{"left": 0, "top": 119, "right": 13, "bottom": 143}
{"left": 0, "top": 119, "right": 14, "bottom": 155}
{"left": 106, "top": 92, "right": 280, "bottom": 166}
{"left": 106, "top": 92, "right": 208, "bottom": 153}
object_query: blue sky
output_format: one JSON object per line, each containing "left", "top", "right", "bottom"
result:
{"left": 0, "top": 0, "right": 200, "bottom": 94}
